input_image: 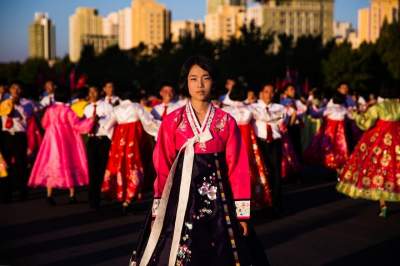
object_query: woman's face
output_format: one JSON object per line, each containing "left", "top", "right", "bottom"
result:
{"left": 187, "top": 64, "right": 212, "bottom": 102}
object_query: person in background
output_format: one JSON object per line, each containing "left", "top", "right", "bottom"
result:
{"left": 244, "top": 89, "right": 258, "bottom": 105}
{"left": 28, "top": 89, "right": 95, "bottom": 205}
{"left": 251, "top": 84, "right": 287, "bottom": 214}
{"left": 84, "top": 86, "right": 114, "bottom": 209}
{"left": 0, "top": 82, "right": 33, "bottom": 201}
{"left": 39, "top": 80, "right": 56, "bottom": 109}
{"left": 103, "top": 81, "right": 120, "bottom": 106}
{"left": 223, "top": 82, "right": 272, "bottom": 209}
{"left": 102, "top": 90, "right": 160, "bottom": 214}
{"left": 335, "top": 82, "right": 356, "bottom": 108}
{"left": 301, "top": 89, "right": 324, "bottom": 152}
{"left": 334, "top": 82, "right": 361, "bottom": 151}
{"left": 151, "top": 82, "right": 182, "bottom": 120}
{"left": 304, "top": 92, "right": 350, "bottom": 171}
{"left": 218, "top": 77, "right": 236, "bottom": 107}
{"left": 280, "top": 83, "right": 307, "bottom": 161}
{"left": 337, "top": 83, "right": 400, "bottom": 218}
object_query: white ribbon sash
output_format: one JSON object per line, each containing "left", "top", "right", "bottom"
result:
{"left": 139, "top": 103, "right": 214, "bottom": 266}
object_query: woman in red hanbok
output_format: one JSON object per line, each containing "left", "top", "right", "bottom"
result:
{"left": 130, "top": 56, "right": 268, "bottom": 266}
{"left": 102, "top": 92, "right": 160, "bottom": 212}
{"left": 337, "top": 86, "right": 400, "bottom": 218}
{"left": 223, "top": 83, "right": 272, "bottom": 208}
{"left": 304, "top": 93, "right": 350, "bottom": 171}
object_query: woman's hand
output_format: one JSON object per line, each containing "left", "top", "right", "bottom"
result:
{"left": 240, "top": 221, "right": 249, "bottom": 236}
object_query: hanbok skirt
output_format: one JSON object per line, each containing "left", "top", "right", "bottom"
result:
{"left": 300, "top": 115, "right": 322, "bottom": 152}
{"left": 304, "top": 118, "right": 349, "bottom": 170}
{"left": 337, "top": 120, "right": 400, "bottom": 201}
{"left": 28, "top": 128, "right": 89, "bottom": 189}
{"left": 281, "top": 133, "right": 302, "bottom": 179}
{"left": 238, "top": 124, "right": 272, "bottom": 208}
{"left": 102, "top": 121, "right": 144, "bottom": 203}
{"left": 131, "top": 152, "right": 269, "bottom": 266}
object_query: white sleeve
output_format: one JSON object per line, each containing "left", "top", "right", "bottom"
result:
{"left": 103, "top": 110, "right": 117, "bottom": 132}
{"left": 137, "top": 104, "right": 161, "bottom": 137}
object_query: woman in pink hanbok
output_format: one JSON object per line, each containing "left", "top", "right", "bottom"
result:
{"left": 28, "top": 90, "right": 95, "bottom": 205}
{"left": 131, "top": 56, "right": 269, "bottom": 266}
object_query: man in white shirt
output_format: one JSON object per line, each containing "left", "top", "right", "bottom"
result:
{"left": 251, "top": 84, "right": 287, "bottom": 213}
{"left": 39, "top": 80, "right": 56, "bottom": 109}
{"left": 151, "top": 82, "right": 183, "bottom": 120}
{"left": 102, "top": 81, "right": 120, "bottom": 106}
{"left": 0, "top": 82, "right": 32, "bottom": 201}
{"left": 84, "top": 86, "right": 114, "bottom": 209}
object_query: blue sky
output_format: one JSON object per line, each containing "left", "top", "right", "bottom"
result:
{"left": 0, "top": 0, "right": 369, "bottom": 62}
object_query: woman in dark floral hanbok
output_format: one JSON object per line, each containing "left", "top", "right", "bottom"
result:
{"left": 130, "top": 56, "right": 269, "bottom": 266}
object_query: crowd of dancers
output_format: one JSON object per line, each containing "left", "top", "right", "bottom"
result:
{"left": 0, "top": 67, "right": 399, "bottom": 221}
{"left": 0, "top": 55, "right": 399, "bottom": 265}
{"left": 1, "top": 66, "right": 400, "bottom": 218}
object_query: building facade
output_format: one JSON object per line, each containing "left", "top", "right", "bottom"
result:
{"left": 358, "top": 0, "right": 400, "bottom": 43}
{"left": 371, "top": 0, "right": 400, "bottom": 41}
{"left": 358, "top": 7, "right": 371, "bottom": 44}
{"left": 69, "top": 7, "right": 103, "bottom": 62}
{"left": 205, "top": 4, "right": 246, "bottom": 41}
{"left": 80, "top": 35, "right": 118, "bottom": 56}
{"left": 131, "top": 0, "right": 171, "bottom": 48}
{"left": 118, "top": 7, "right": 133, "bottom": 50}
{"left": 103, "top": 12, "right": 119, "bottom": 37}
{"left": 259, "top": 0, "right": 334, "bottom": 43}
{"left": 206, "top": 0, "right": 246, "bottom": 14}
{"left": 28, "top": 13, "right": 56, "bottom": 60}
{"left": 171, "top": 20, "right": 205, "bottom": 42}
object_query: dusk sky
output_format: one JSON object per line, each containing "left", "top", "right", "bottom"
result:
{"left": 0, "top": 0, "right": 370, "bottom": 62}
